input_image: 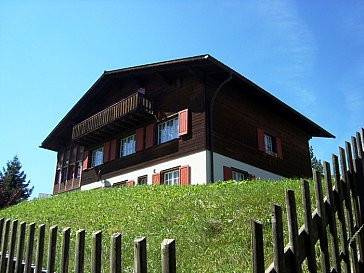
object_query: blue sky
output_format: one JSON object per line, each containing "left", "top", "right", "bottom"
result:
{"left": 1, "top": 1, "right": 363, "bottom": 197}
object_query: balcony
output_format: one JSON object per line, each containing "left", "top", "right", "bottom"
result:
{"left": 72, "top": 92, "right": 153, "bottom": 146}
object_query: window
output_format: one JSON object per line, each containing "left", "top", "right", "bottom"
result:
{"left": 158, "top": 117, "right": 178, "bottom": 144}
{"left": 232, "top": 170, "right": 246, "bottom": 181}
{"left": 138, "top": 175, "right": 147, "bottom": 185}
{"left": 163, "top": 169, "right": 179, "bottom": 185}
{"left": 120, "top": 134, "right": 136, "bottom": 157}
{"left": 257, "top": 128, "right": 283, "bottom": 159}
{"left": 91, "top": 147, "right": 103, "bottom": 167}
{"left": 113, "top": 180, "right": 127, "bottom": 187}
{"left": 75, "top": 146, "right": 84, "bottom": 178}
{"left": 264, "top": 134, "right": 275, "bottom": 155}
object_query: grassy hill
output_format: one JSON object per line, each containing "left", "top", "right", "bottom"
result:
{"left": 0, "top": 179, "right": 313, "bottom": 272}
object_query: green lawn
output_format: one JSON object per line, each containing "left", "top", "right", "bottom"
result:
{"left": 0, "top": 179, "right": 315, "bottom": 272}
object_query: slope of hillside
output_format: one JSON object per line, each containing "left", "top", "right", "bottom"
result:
{"left": 0, "top": 179, "right": 311, "bottom": 272}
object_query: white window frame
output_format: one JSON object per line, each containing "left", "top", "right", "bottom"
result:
{"left": 158, "top": 117, "right": 178, "bottom": 144}
{"left": 91, "top": 147, "right": 103, "bottom": 167}
{"left": 232, "top": 170, "right": 246, "bottom": 181}
{"left": 120, "top": 134, "right": 136, "bottom": 157}
{"left": 264, "top": 134, "right": 277, "bottom": 156}
{"left": 163, "top": 169, "right": 179, "bottom": 185}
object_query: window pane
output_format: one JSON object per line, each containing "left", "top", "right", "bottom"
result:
{"left": 232, "top": 171, "right": 245, "bottom": 181}
{"left": 120, "top": 134, "right": 136, "bottom": 157}
{"left": 264, "top": 134, "right": 273, "bottom": 153}
{"left": 92, "top": 147, "right": 103, "bottom": 167}
{"left": 158, "top": 117, "right": 178, "bottom": 144}
{"left": 163, "top": 170, "right": 179, "bottom": 185}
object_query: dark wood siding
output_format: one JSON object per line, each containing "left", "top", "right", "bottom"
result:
{"left": 212, "top": 83, "right": 311, "bottom": 178}
{"left": 80, "top": 74, "right": 207, "bottom": 186}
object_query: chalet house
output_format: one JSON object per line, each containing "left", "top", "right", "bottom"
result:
{"left": 41, "top": 55, "right": 334, "bottom": 195}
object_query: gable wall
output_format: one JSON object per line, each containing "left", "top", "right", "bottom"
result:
{"left": 211, "top": 83, "right": 312, "bottom": 178}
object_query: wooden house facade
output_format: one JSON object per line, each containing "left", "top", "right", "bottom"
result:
{"left": 40, "top": 55, "right": 334, "bottom": 195}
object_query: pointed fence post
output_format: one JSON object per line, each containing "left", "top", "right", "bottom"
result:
{"left": 0, "top": 219, "right": 10, "bottom": 273}
{"left": 91, "top": 231, "right": 102, "bottom": 273}
{"left": 313, "top": 170, "right": 330, "bottom": 272}
{"left": 35, "top": 224, "right": 45, "bottom": 273}
{"left": 352, "top": 135, "right": 364, "bottom": 269}
{"left": 161, "top": 239, "right": 176, "bottom": 273}
{"left": 110, "top": 233, "right": 122, "bottom": 273}
{"left": 60, "top": 227, "right": 71, "bottom": 273}
{"left": 6, "top": 219, "right": 18, "bottom": 273}
{"left": 285, "top": 189, "right": 301, "bottom": 273}
{"left": 15, "top": 221, "right": 26, "bottom": 273}
{"left": 340, "top": 147, "right": 360, "bottom": 273}
{"left": 251, "top": 220, "right": 264, "bottom": 273}
{"left": 301, "top": 180, "right": 317, "bottom": 273}
{"left": 0, "top": 218, "right": 4, "bottom": 253}
{"left": 323, "top": 161, "right": 341, "bottom": 273}
{"left": 272, "top": 204, "right": 285, "bottom": 273}
{"left": 24, "top": 223, "right": 36, "bottom": 273}
{"left": 74, "top": 229, "right": 85, "bottom": 273}
{"left": 333, "top": 154, "right": 350, "bottom": 273}
{"left": 134, "top": 237, "right": 147, "bottom": 273}
{"left": 47, "top": 225, "right": 58, "bottom": 273}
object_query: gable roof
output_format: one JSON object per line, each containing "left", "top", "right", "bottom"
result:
{"left": 41, "top": 54, "right": 334, "bottom": 151}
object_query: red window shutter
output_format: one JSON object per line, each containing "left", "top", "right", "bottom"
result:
{"left": 126, "top": 180, "right": 135, "bottom": 187}
{"left": 109, "top": 139, "right": 117, "bottom": 161}
{"left": 223, "top": 166, "right": 232, "bottom": 180}
{"left": 178, "top": 109, "right": 189, "bottom": 137}
{"left": 135, "top": 127, "right": 145, "bottom": 152}
{"left": 257, "top": 128, "right": 265, "bottom": 152}
{"left": 152, "top": 173, "right": 160, "bottom": 185}
{"left": 82, "top": 151, "right": 89, "bottom": 170}
{"left": 103, "top": 141, "right": 111, "bottom": 163}
{"left": 276, "top": 137, "right": 283, "bottom": 159}
{"left": 179, "top": 165, "right": 190, "bottom": 186}
{"left": 145, "top": 124, "right": 154, "bottom": 149}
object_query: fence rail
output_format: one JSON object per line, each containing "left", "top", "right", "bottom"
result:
{"left": 1, "top": 129, "right": 364, "bottom": 272}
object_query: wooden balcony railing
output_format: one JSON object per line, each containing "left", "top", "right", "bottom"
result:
{"left": 72, "top": 92, "right": 153, "bottom": 141}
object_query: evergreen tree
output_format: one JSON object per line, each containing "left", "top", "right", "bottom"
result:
{"left": 310, "top": 146, "right": 324, "bottom": 174}
{"left": 0, "top": 156, "right": 33, "bottom": 209}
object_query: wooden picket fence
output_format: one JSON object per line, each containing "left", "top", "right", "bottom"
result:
{"left": 252, "top": 129, "right": 364, "bottom": 273}
{"left": 0, "top": 129, "right": 364, "bottom": 273}
{"left": 0, "top": 220, "right": 175, "bottom": 273}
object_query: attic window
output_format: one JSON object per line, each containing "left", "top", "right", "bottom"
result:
{"left": 257, "top": 128, "right": 283, "bottom": 159}
{"left": 264, "top": 134, "right": 275, "bottom": 155}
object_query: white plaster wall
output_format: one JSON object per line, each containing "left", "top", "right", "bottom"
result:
{"left": 212, "top": 152, "right": 283, "bottom": 181}
{"left": 81, "top": 150, "right": 208, "bottom": 190}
